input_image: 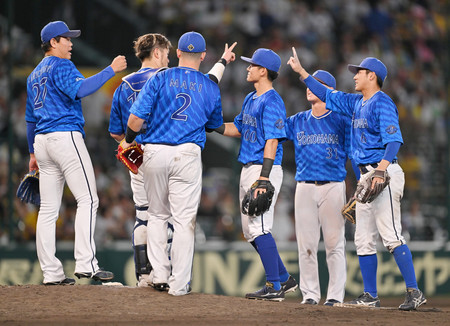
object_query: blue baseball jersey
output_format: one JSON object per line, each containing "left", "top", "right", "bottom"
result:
{"left": 286, "top": 110, "right": 352, "bottom": 182}
{"left": 325, "top": 90, "right": 403, "bottom": 165}
{"left": 234, "top": 89, "right": 286, "bottom": 165}
{"left": 109, "top": 68, "right": 160, "bottom": 143}
{"left": 26, "top": 56, "right": 85, "bottom": 135}
{"left": 129, "top": 67, "right": 223, "bottom": 149}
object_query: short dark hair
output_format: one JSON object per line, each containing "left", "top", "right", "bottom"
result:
{"left": 134, "top": 33, "right": 172, "bottom": 62}
{"left": 267, "top": 69, "right": 278, "bottom": 82}
{"left": 41, "top": 36, "right": 61, "bottom": 53}
{"left": 376, "top": 75, "right": 384, "bottom": 88}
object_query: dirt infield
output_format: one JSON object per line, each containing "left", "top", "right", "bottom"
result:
{"left": 0, "top": 285, "right": 448, "bottom": 325}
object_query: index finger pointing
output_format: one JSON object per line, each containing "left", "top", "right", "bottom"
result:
{"left": 228, "top": 41, "right": 237, "bottom": 52}
{"left": 292, "top": 47, "right": 297, "bottom": 57}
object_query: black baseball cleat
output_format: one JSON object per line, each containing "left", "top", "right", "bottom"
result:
{"left": 301, "top": 298, "right": 318, "bottom": 305}
{"left": 398, "top": 288, "right": 427, "bottom": 311}
{"left": 324, "top": 299, "right": 340, "bottom": 306}
{"left": 345, "top": 292, "right": 380, "bottom": 307}
{"left": 44, "top": 277, "right": 75, "bottom": 286}
{"left": 152, "top": 283, "right": 170, "bottom": 291}
{"left": 74, "top": 269, "right": 114, "bottom": 281}
{"left": 245, "top": 282, "right": 285, "bottom": 302}
{"left": 281, "top": 275, "right": 298, "bottom": 294}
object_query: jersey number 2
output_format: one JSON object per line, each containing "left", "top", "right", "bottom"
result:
{"left": 171, "top": 93, "right": 191, "bottom": 121}
{"left": 32, "top": 77, "right": 48, "bottom": 109}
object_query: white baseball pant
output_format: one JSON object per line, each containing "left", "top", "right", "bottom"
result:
{"left": 130, "top": 169, "right": 149, "bottom": 245}
{"left": 294, "top": 181, "right": 347, "bottom": 303}
{"left": 142, "top": 143, "right": 202, "bottom": 296}
{"left": 34, "top": 131, "right": 99, "bottom": 283}
{"left": 239, "top": 164, "right": 283, "bottom": 241}
{"left": 355, "top": 163, "right": 405, "bottom": 254}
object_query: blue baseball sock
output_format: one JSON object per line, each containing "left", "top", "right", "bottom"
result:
{"left": 358, "top": 254, "right": 378, "bottom": 298}
{"left": 278, "top": 256, "right": 289, "bottom": 283}
{"left": 254, "top": 234, "right": 281, "bottom": 290}
{"left": 393, "top": 244, "right": 418, "bottom": 289}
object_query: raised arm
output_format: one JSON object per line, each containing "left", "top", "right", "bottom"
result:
{"left": 207, "top": 42, "right": 237, "bottom": 84}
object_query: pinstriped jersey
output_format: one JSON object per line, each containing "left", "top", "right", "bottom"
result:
{"left": 25, "top": 56, "right": 85, "bottom": 135}
{"left": 234, "top": 89, "right": 286, "bottom": 165}
{"left": 129, "top": 67, "right": 223, "bottom": 149}
{"left": 286, "top": 110, "right": 351, "bottom": 182}
{"left": 109, "top": 68, "right": 160, "bottom": 143}
{"left": 325, "top": 90, "right": 403, "bottom": 165}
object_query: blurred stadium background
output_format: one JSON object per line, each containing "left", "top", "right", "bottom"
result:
{"left": 0, "top": 0, "right": 448, "bottom": 296}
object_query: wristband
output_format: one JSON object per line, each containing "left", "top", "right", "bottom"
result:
{"left": 125, "top": 126, "right": 139, "bottom": 144}
{"left": 215, "top": 124, "right": 225, "bottom": 135}
{"left": 373, "top": 169, "right": 386, "bottom": 180}
{"left": 218, "top": 58, "right": 227, "bottom": 66}
{"left": 260, "top": 158, "right": 274, "bottom": 178}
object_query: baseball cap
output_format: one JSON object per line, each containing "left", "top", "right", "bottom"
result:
{"left": 241, "top": 48, "right": 281, "bottom": 73}
{"left": 41, "top": 21, "right": 81, "bottom": 43}
{"left": 312, "top": 70, "right": 336, "bottom": 89}
{"left": 348, "top": 57, "right": 387, "bottom": 82}
{"left": 178, "top": 31, "right": 206, "bottom": 53}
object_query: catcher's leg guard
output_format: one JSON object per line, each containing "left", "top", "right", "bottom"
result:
{"left": 134, "top": 244, "right": 152, "bottom": 275}
{"left": 133, "top": 207, "right": 151, "bottom": 280}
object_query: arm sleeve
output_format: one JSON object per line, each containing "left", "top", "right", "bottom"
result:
{"left": 382, "top": 141, "right": 401, "bottom": 162}
{"left": 76, "top": 66, "right": 115, "bottom": 98}
{"left": 207, "top": 61, "right": 226, "bottom": 84}
{"left": 26, "top": 122, "right": 36, "bottom": 154}
{"left": 303, "top": 75, "right": 328, "bottom": 102}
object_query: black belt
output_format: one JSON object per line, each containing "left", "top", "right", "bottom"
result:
{"left": 243, "top": 162, "right": 262, "bottom": 167}
{"left": 359, "top": 159, "right": 398, "bottom": 174}
{"left": 303, "top": 181, "right": 331, "bottom": 186}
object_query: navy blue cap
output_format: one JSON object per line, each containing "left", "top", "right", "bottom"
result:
{"left": 312, "top": 70, "right": 336, "bottom": 89}
{"left": 348, "top": 57, "right": 387, "bottom": 82}
{"left": 178, "top": 31, "right": 206, "bottom": 53}
{"left": 41, "top": 21, "right": 80, "bottom": 43}
{"left": 241, "top": 48, "right": 281, "bottom": 73}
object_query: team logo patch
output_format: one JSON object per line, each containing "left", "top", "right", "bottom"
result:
{"left": 275, "top": 119, "right": 284, "bottom": 129}
{"left": 386, "top": 125, "right": 398, "bottom": 134}
{"left": 188, "top": 44, "right": 194, "bottom": 51}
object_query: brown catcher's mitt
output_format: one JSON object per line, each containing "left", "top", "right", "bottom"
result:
{"left": 242, "top": 180, "right": 275, "bottom": 217}
{"left": 116, "top": 141, "right": 144, "bottom": 174}
{"left": 355, "top": 169, "right": 390, "bottom": 204}
{"left": 341, "top": 196, "right": 356, "bottom": 224}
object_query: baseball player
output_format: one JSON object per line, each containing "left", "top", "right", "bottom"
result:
{"left": 285, "top": 70, "right": 354, "bottom": 306}
{"left": 119, "top": 31, "right": 234, "bottom": 296}
{"left": 109, "top": 33, "right": 236, "bottom": 287}
{"left": 25, "top": 21, "right": 127, "bottom": 285}
{"left": 211, "top": 48, "right": 298, "bottom": 301}
{"left": 288, "top": 48, "right": 426, "bottom": 311}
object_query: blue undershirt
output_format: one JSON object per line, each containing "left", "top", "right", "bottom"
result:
{"left": 76, "top": 66, "right": 115, "bottom": 98}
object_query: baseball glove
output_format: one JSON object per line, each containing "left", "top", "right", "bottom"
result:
{"left": 241, "top": 180, "right": 275, "bottom": 217}
{"left": 16, "top": 170, "right": 40, "bottom": 206}
{"left": 341, "top": 196, "right": 356, "bottom": 224}
{"left": 116, "top": 141, "right": 144, "bottom": 174}
{"left": 355, "top": 169, "right": 390, "bottom": 204}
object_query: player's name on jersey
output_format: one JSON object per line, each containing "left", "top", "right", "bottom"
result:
{"left": 242, "top": 114, "right": 257, "bottom": 127}
{"left": 29, "top": 64, "right": 52, "bottom": 80}
{"left": 169, "top": 78, "right": 203, "bottom": 93}
{"left": 296, "top": 131, "right": 339, "bottom": 145}
{"left": 353, "top": 118, "right": 368, "bottom": 128}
